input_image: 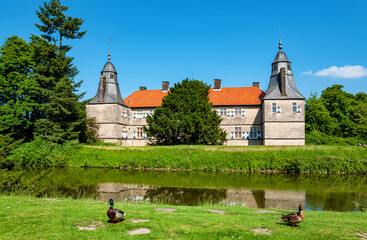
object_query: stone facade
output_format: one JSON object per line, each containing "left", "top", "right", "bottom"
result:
{"left": 87, "top": 41, "right": 305, "bottom": 146}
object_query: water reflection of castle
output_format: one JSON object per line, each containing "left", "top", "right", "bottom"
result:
{"left": 98, "top": 183, "right": 305, "bottom": 210}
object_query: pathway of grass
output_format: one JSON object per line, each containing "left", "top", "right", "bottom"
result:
{"left": 0, "top": 196, "right": 366, "bottom": 239}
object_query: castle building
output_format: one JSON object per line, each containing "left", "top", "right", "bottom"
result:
{"left": 86, "top": 41, "right": 305, "bottom": 146}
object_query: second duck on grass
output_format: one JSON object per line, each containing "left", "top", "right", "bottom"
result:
{"left": 107, "top": 199, "right": 125, "bottom": 225}
{"left": 279, "top": 204, "right": 305, "bottom": 228}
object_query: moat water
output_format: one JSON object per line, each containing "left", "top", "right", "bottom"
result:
{"left": 4, "top": 167, "right": 367, "bottom": 212}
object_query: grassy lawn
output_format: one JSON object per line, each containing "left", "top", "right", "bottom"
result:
{"left": 67, "top": 145, "right": 367, "bottom": 173}
{"left": 0, "top": 196, "right": 366, "bottom": 239}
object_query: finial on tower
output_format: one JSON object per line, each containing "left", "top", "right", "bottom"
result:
{"left": 278, "top": 27, "right": 283, "bottom": 50}
{"left": 108, "top": 38, "right": 113, "bottom": 61}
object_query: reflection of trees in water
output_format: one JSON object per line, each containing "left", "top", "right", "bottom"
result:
{"left": 144, "top": 187, "right": 227, "bottom": 206}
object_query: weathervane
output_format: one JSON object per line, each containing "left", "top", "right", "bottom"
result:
{"left": 108, "top": 38, "right": 113, "bottom": 61}
{"left": 278, "top": 26, "right": 283, "bottom": 50}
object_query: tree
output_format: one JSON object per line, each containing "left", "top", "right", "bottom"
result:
{"left": 321, "top": 85, "right": 357, "bottom": 137}
{"left": 305, "top": 93, "right": 337, "bottom": 135}
{"left": 35, "top": 0, "right": 86, "bottom": 49}
{"left": 144, "top": 79, "right": 227, "bottom": 145}
{"left": 0, "top": 36, "right": 37, "bottom": 141}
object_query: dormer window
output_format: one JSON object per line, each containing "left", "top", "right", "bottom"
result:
{"left": 287, "top": 63, "right": 291, "bottom": 71}
{"left": 272, "top": 64, "right": 277, "bottom": 72}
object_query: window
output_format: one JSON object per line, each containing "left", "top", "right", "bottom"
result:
{"left": 148, "top": 110, "right": 154, "bottom": 116}
{"left": 272, "top": 103, "right": 281, "bottom": 113}
{"left": 292, "top": 102, "right": 301, "bottom": 113}
{"left": 287, "top": 63, "right": 292, "bottom": 71}
{"left": 110, "top": 73, "right": 114, "bottom": 79}
{"left": 137, "top": 127, "right": 143, "bottom": 138}
{"left": 272, "top": 64, "right": 277, "bottom": 72}
{"left": 272, "top": 103, "right": 277, "bottom": 113}
{"left": 249, "top": 127, "right": 258, "bottom": 139}
{"left": 227, "top": 110, "right": 234, "bottom": 117}
{"left": 235, "top": 108, "right": 241, "bottom": 117}
{"left": 122, "top": 111, "right": 127, "bottom": 118}
{"left": 220, "top": 108, "right": 227, "bottom": 117}
{"left": 292, "top": 102, "right": 297, "bottom": 112}
{"left": 234, "top": 127, "right": 242, "bottom": 139}
{"left": 121, "top": 130, "right": 127, "bottom": 139}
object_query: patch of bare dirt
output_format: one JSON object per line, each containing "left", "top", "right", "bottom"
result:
{"left": 131, "top": 219, "right": 150, "bottom": 223}
{"left": 77, "top": 221, "right": 104, "bottom": 231}
{"left": 127, "top": 228, "right": 151, "bottom": 235}
{"left": 252, "top": 228, "right": 273, "bottom": 235}
{"left": 255, "top": 210, "right": 280, "bottom": 214}
{"left": 205, "top": 209, "right": 225, "bottom": 214}
{"left": 357, "top": 232, "right": 367, "bottom": 240}
{"left": 155, "top": 208, "right": 177, "bottom": 212}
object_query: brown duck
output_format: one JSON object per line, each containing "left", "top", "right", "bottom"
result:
{"left": 107, "top": 199, "right": 125, "bottom": 225}
{"left": 279, "top": 204, "right": 305, "bottom": 228}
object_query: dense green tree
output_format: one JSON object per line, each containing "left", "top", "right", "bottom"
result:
{"left": 321, "top": 85, "right": 357, "bottom": 137}
{"left": 145, "top": 79, "right": 227, "bottom": 145}
{"left": 305, "top": 93, "right": 337, "bottom": 135}
{"left": 35, "top": 0, "right": 86, "bottom": 49}
{"left": 305, "top": 85, "right": 367, "bottom": 144}
{"left": 0, "top": 0, "right": 96, "bottom": 144}
{"left": 0, "top": 36, "right": 36, "bottom": 141}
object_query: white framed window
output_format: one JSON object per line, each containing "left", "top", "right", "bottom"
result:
{"left": 277, "top": 107, "right": 281, "bottom": 113}
{"left": 122, "top": 111, "right": 127, "bottom": 118}
{"left": 136, "top": 127, "right": 144, "bottom": 138}
{"left": 220, "top": 108, "right": 227, "bottom": 117}
{"left": 227, "top": 110, "right": 234, "bottom": 117}
{"left": 272, "top": 103, "right": 277, "bottom": 113}
{"left": 235, "top": 108, "right": 241, "bottom": 117}
{"left": 292, "top": 102, "right": 302, "bottom": 113}
{"left": 292, "top": 102, "right": 297, "bottom": 112}
{"left": 234, "top": 127, "right": 242, "bottom": 139}
{"left": 121, "top": 130, "right": 127, "bottom": 139}
{"left": 148, "top": 110, "right": 154, "bottom": 116}
{"left": 249, "top": 127, "right": 258, "bottom": 139}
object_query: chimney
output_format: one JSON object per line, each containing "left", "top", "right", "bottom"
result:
{"left": 139, "top": 86, "right": 146, "bottom": 91}
{"left": 252, "top": 82, "right": 259, "bottom": 88}
{"left": 162, "top": 81, "right": 169, "bottom": 92}
{"left": 214, "top": 79, "right": 221, "bottom": 90}
{"left": 280, "top": 67, "right": 287, "bottom": 96}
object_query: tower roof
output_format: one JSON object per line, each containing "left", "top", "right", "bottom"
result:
{"left": 264, "top": 40, "right": 304, "bottom": 100}
{"left": 101, "top": 51, "right": 117, "bottom": 73}
{"left": 89, "top": 51, "right": 127, "bottom": 106}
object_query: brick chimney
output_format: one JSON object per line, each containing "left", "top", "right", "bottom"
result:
{"left": 280, "top": 67, "right": 287, "bottom": 96}
{"left": 214, "top": 79, "right": 221, "bottom": 90}
{"left": 162, "top": 81, "right": 169, "bottom": 92}
{"left": 139, "top": 86, "right": 146, "bottom": 91}
{"left": 252, "top": 82, "right": 259, "bottom": 88}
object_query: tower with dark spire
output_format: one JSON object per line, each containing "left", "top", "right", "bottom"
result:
{"left": 86, "top": 51, "right": 131, "bottom": 143}
{"left": 262, "top": 39, "right": 305, "bottom": 145}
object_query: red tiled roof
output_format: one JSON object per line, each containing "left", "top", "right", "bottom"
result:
{"left": 125, "top": 87, "right": 265, "bottom": 108}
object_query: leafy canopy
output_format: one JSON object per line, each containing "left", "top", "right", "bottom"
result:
{"left": 145, "top": 79, "right": 227, "bottom": 145}
{"left": 305, "top": 84, "right": 367, "bottom": 142}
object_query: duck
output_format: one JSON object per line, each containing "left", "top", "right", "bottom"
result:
{"left": 107, "top": 199, "right": 125, "bottom": 225}
{"left": 279, "top": 204, "right": 305, "bottom": 228}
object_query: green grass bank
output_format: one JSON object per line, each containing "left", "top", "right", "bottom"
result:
{"left": 6, "top": 143, "right": 367, "bottom": 173}
{"left": 68, "top": 145, "right": 367, "bottom": 173}
{"left": 0, "top": 195, "right": 366, "bottom": 239}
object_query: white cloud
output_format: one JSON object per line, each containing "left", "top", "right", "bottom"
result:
{"left": 314, "top": 65, "right": 367, "bottom": 79}
{"left": 301, "top": 70, "right": 313, "bottom": 75}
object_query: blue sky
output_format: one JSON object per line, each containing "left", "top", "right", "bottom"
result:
{"left": 1, "top": 0, "right": 366, "bottom": 100}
